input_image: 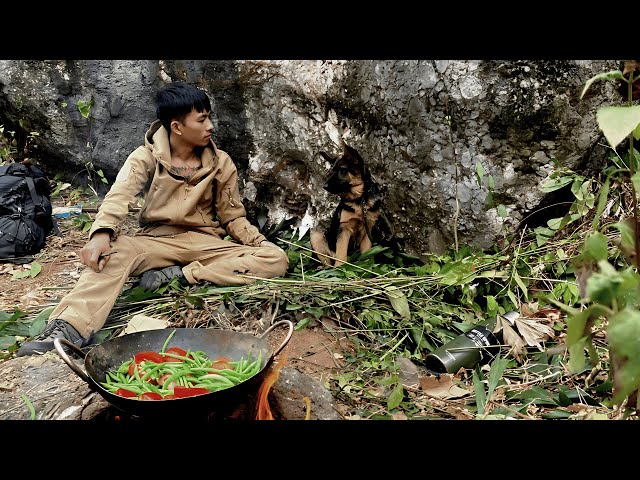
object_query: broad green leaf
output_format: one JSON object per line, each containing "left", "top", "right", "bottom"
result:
{"left": 487, "top": 355, "right": 508, "bottom": 400}
{"left": 486, "top": 295, "right": 498, "bottom": 315}
{"left": 386, "top": 286, "right": 411, "bottom": 321}
{"left": 28, "top": 316, "right": 47, "bottom": 337}
{"left": 592, "top": 173, "right": 611, "bottom": 230}
{"left": 568, "top": 337, "right": 588, "bottom": 374}
{"left": 487, "top": 175, "right": 494, "bottom": 190}
{"left": 294, "top": 317, "right": 310, "bottom": 331}
{"left": 634, "top": 122, "right": 640, "bottom": 141}
{"left": 541, "top": 409, "right": 573, "bottom": 419}
{"left": 506, "top": 290, "right": 519, "bottom": 310}
{"left": 12, "top": 270, "right": 30, "bottom": 280}
{"left": 358, "top": 244, "right": 387, "bottom": 260}
{"left": 540, "top": 176, "right": 573, "bottom": 192}
{"left": 632, "top": 172, "right": 640, "bottom": 197}
{"left": 610, "top": 220, "right": 635, "bottom": 256}
{"left": 565, "top": 308, "right": 589, "bottom": 348}
{"left": 29, "top": 261, "right": 42, "bottom": 278}
{"left": 580, "top": 70, "right": 624, "bottom": 100}
{"left": 585, "top": 231, "right": 609, "bottom": 261}
{"left": 472, "top": 368, "right": 487, "bottom": 414}
{"left": 0, "top": 335, "right": 17, "bottom": 349}
{"left": 387, "top": 383, "right": 404, "bottom": 411}
{"left": 77, "top": 99, "right": 92, "bottom": 118}
{"left": 497, "top": 204, "right": 507, "bottom": 218}
{"left": 438, "top": 261, "right": 475, "bottom": 286}
{"left": 608, "top": 308, "right": 640, "bottom": 404}
{"left": 509, "top": 386, "right": 558, "bottom": 405}
{"left": 512, "top": 271, "right": 528, "bottom": 300}
{"left": 475, "top": 161, "right": 484, "bottom": 185}
{"left": 596, "top": 105, "right": 640, "bottom": 149}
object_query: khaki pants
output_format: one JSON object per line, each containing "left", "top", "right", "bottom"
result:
{"left": 50, "top": 230, "right": 289, "bottom": 339}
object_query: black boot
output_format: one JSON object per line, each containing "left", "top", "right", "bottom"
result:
{"left": 139, "top": 265, "right": 185, "bottom": 290}
{"left": 16, "top": 319, "right": 87, "bottom": 356}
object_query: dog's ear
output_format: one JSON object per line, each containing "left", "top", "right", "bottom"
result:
{"left": 343, "top": 143, "right": 357, "bottom": 158}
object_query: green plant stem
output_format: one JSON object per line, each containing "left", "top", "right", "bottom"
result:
{"left": 628, "top": 71, "right": 640, "bottom": 269}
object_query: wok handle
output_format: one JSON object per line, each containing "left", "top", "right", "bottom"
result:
{"left": 53, "top": 338, "right": 90, "bottom": 384}
{"left": 259, "top": 320, "right": 294, "bottom": 357}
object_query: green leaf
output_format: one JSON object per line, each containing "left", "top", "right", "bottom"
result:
{"left": 592, "top": 173, "right": 612, "bottom": 230}
{"left": 472, "top": 368, "right": 487, "bottom": 414}
{"left": 294, "top": 317, "right": 310, "bottom": 331}
{"left": 0, "top": 335, "right": 17, "bottom": 349}
{"left": 634, "top": 122, "right": 640, "bottom": 141}
{"left": 386, "top": 286, "right": 411, "bottom": 321}
{"left": 541, "top": 409, "right": 573, "bottom": 419}
{"left": 540, "top": 176, "right": 573, "bottom": 192}
{"left": 608, "top": 308, "right": 640, "bottom": 404}
{"left": 497, "top": 204, "right": 507, "bottom": 218}
{"left": 596, "top": 105, "right": 640, "bottom": 149}
{"left": 566, "top": 308, "right": 590, "bottom": 373}
{"left": 585, "top": 231, "right": 609, "bottom": 261}
{"left": 486, "top": 295, "right": 498, "bottom": 316}
{"left": 387, "top": 383, "right": 404, "bottom": 411}
{"left": 29, "top": 261, "right": 42, "bottom": 278}
{"left": 358, "top": 245, "right": 387, "bottom": 260}
{"left": 580, "top": 70, "right": 624, "bottom": 100}
{"left": 512, "top": 270, "right": 528, "bottom": 301}
{"left": 487, "top": 355, "right": 508, "bottom": 400}
{"left": 20, "top": 394, "right": 36, "bottom": 420}
{"left": 77, "top": 99, "right": 93, "bottom": 119}
{"left": 487, "top": 175, "right": 494, "bottom": 190}
{"left": 475, "top": 161, "right": 484, "bottom": 185}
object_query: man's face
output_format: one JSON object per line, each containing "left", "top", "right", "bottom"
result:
{"left": 175, "top": 108, "right": 214, "bottom": 147}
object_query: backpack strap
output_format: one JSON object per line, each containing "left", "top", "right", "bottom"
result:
{"left": 24, "top": 175, "right": 61, "bottom": 236}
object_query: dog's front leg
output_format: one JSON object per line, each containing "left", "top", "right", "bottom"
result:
{"left": 359, "top": 234, "right": 372, "bottom": 253}
{"left": 334, "top": 231, "right": 351, "bottom": 267}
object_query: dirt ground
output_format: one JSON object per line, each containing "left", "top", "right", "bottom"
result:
{"left": 0, "top": 202, "right": 355, "bottom": 416}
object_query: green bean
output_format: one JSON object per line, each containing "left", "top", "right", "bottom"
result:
{"left": 160, "top": 329, "right": 177, "bottom": 353}
{"left": 197, "top": 373, "right": 236, "bottom": 387}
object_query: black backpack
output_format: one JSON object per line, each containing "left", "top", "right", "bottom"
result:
{"left": 0, "top": 162, "right": 56, "bottom": 264}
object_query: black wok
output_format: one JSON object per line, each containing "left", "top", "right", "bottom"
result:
{"left": 54, "top": 320, "right": 293, "bottom": 418}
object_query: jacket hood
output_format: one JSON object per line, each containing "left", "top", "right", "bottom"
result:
{"left": 144, "top": 119, "right": 218, "bottom": 172}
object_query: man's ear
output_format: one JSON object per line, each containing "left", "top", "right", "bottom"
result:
{"left": 170, "top": 120, "right": 182, "bottom": 135}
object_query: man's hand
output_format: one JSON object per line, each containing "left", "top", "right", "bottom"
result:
{"left": 79, "top": 231, "right": 114, "bottom": 272}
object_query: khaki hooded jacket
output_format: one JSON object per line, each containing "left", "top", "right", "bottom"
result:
{"left": 88, "top": 120, "right": 266, "bottom": 246}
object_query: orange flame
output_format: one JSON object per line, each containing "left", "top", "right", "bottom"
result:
{"left": 255, "top": 354, "right": 287, "bottom": 420}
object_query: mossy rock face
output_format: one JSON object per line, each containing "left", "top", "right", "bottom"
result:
{"left": 0, "top": 60, "right": 619, "bottom": 257}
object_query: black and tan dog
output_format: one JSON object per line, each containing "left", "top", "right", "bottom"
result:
{"left": 310, "top": 144, "right": 383, "bottom": 267}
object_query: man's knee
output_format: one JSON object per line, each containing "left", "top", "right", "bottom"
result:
{"left": 264, "top": 246, "right": 289, "bottom": 277}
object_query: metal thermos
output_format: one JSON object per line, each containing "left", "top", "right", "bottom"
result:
{"left": 423, "top": 312, "right": 518, "bottom": 374}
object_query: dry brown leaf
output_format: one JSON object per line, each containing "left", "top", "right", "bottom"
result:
{"left": 514, "top": 316, "right": 555, "bottom": 351}
{"left": 391, "top": 412, "right": 408, "bottom": 420}
{"left": 495, "top": 315, "right": 527, "bottom": 360}
{"left": 419, "top": 374, "right": 470, "bottom": 399}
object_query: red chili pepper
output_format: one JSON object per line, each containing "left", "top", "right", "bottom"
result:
{"left": 114, "top": 388, "right": 138, "bottom": 398}
{"left": 139, "top": 392, "right": 163, "bottom": 401}
{"left": 210, "top": 360, "right": 231, "bottom": 370}
{"left": 134, "top": 351, "right": 166, "bottom": 364}
{"left": 166, "top": 346, "right": 188, "bottom": 356}
{"left": 163, "top": 347, "right": 186, "bottom": 362}
{"left": 173, "top": 386, "right": 210, "bottom": 398}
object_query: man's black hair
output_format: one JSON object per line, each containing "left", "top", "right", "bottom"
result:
{"left": 155, "top": 81, "right": 212, "bottom": 133}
